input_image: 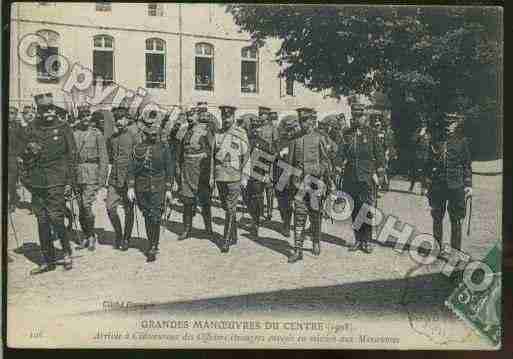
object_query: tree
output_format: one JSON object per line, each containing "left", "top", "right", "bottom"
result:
{"left": 227, "top": 5, "right": 502, "bottom": 160}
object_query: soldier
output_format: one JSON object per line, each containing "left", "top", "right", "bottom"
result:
{"left": 8, "top": 106, "right": 24, "bottom": 213}
{"left": 127, "top": 124, "right": 175, "bottom": 262}
{"left": 73, "top": 107, "right": 109, "bottom": 251}
{"left": 426, "top": 113, "right": 472, "bottom": 254}
{"left": 373, "top": 116, "right": 390, "bottom": 191}
{"left": 21, "top": 105, "right": 36, "bottom": 128}
{"left": 246, "top": 106, "right": 280, "bottom": 235}
{"left": 287, "top": 108, "right": 336, "bottom": 263}
{"left": 175, "top": 106, "right": 215, "bottom": 241}
{"left": 342, "top": 103, "right": 384, "bottom": 254}
{"left": 409, "top": 119, "right": 431, "bottom": 195}
{"left": 21, "top": 94, "right": 78, "bottom": 274}
{"left": 214, "top": 105, "right": 251, "bottom": 252}
{"left": 105, "top": 110, "right": 137, "bottom": 251}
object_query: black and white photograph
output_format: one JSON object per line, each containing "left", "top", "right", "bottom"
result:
{"left": 4, "top": 2, "right": 503, "bottom": 349}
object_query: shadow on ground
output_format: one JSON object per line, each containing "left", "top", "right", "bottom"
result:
{"left": 79, "top": 271, "right": 458, "bottom": 318}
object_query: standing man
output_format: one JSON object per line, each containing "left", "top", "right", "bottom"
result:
{"left": 288, "top": 108, "right": 335, "bottom": 263}
{"left": 409, "top": 119, "right": 431, "bottom": 195}
{"left": 342, "top": 103, "right": 384, "bottom": 254}
{"left": 127, "top": 124, "right": 175, "bottom": 262}
{"left": 105, "top": 111, "right": 137, "bottom": 251}
{"left": 175, "top": 106, "right": 215, "bottom": 241}
{"left": 21, "top": 94, "right": 78, "bottom": 274}
{"left": 246, "top": 106, "right": 280, "bottom": 235}
{"left": 426, "top": 113, "right": 472, "bottom": 253}
{"left": 73, "top": 107, "right": 109, "bottom": 251}
{"left": 214, "top": 105, "right": 250, "bottom": 253}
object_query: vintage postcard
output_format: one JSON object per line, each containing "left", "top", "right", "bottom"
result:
{"left": 5, "top": 2, "right": 503, "bottom": 349}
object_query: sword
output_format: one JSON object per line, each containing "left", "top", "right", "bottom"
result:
{"left": 465, "top": 194, "right": 473, "bottom": 236}
{"left": 8, "top": 211, "right": 21, "bottom": 249}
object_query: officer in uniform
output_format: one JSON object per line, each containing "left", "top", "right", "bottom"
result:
{"left": 21, "top": 93, "right": 78, "bottom": 274}
{"left": 373, "top": 115, "right": 390, "bottom": 191}
{"left": 105, "top": 110, "right": 137, "bottom": 251}
{"left": 409, "top": 119, "right": 431, "bottom": 195}
{"left": 73, "top": 106, "right": 109, "bottom": 251}
{"left": 127, "top": 124, "right": 175, "bottom": 262}
{"left": 214, "top": 105, "right": 250, "bottom": 252}
{"left": 246, "top": 106, "right": 280, "bottom": 235}
{"left": 426, "top": 113, "right": 472, "bottom": 253}
{"left": 8, "top": 106, "right": 24, "bottom": 212}
{"left": 288, "top": 108, "right": 335, "bottom": 263}
{"left": 21, "top": 105, "right": 36, "bottom": 128}
{"left": 265, "top": 111, "right": 280, "bottom": 221}
{"left": 175, "top": 106, "right": 215, "bottom": 241}
{"left": 342, "top": 103, "right": 384, "bottom": 254}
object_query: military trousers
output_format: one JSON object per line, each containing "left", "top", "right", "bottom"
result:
{"left": 76, "top": 183, "right": 99, "bottom": 237}
{"left": 135, "top": 190, "right": 164, "bottom": 224}
{"left": 291, "top": 186, "right": 322, "bottom": 237}
{"left": 180, "top": 156, "right": 211, "bottom": 207}
{"left": 31, "top": 186, "right": 72, "bottom": 262}
{"left": 345, "top": 180, "right": 376, "bottom": 243}
{"left": 247, "top": 178, "right": 266, "bottom": 222}
{"left": 428, "top": 184, "right": 466, "bottom": 249}
{"left": 217, "top": 181, "right": 241, "bottom": 216}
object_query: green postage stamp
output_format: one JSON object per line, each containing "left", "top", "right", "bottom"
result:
{"left": 445, "top": 243, "right": 502, "bottom": 347}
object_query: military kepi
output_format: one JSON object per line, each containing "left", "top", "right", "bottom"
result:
{"left": 219, "top": 105, "right": 236, "bottom": 118}
{"left": 258, "top": 106, "right": 271, "bottom": 116}
{"left": 296, "top": 107, "right": 316, "bottom": 120}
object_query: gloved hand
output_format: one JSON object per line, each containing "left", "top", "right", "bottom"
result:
{"left": 127, "top": 187, "right": 136, "bottom": 202}
{"left": 464, "top": 187, "right": 473, "bottom": 197}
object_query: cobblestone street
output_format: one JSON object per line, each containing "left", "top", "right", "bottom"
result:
{"left": 6, "top": 175, "right": 501, "bottom": 348}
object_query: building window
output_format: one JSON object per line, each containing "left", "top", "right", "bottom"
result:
{"left": 286, "top": 76, "right": 294, "bottom": 96}
{"left": 195, "top": 43, "right": 214, "bottom": 91}
{"left": 241, "top": 46, "right": 258, "bottom": 93}
{"left": 93, "top": 35, "right": 114, "bottom": 86}
{"left": 36, "top": 29, "right": 60, "bottom": 83}
{"left": 145, "top": 38, "right": 166, "bottom": 89}
{"left": 96, "top": 2, "right": 111, "bottom": 12}
{"left": 148, "top": 3, "right": 164, "bottom": 17}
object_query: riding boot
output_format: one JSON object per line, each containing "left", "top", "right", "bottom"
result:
{"left": 178, "top": 204, "right": 193, "bottom": 241}
{"left": 250, "top": 206, "right": 260, "bottom": 237}
{"left": 311, "top": 215, "right": 321, "bottom": 256}
{"left": 146, "top": 222, "right": 159, "bottom": 262}
{"left": 54, "top": 222, "right": 73, "bottom": 270}
{"left": 221, "top": 213, "right": 232, "bottom": 253}
{"left": 145, "top": 220, "right": 156, "bottom": 262}
{"left": 31, "top": 219, "right": 56, "bottom": 275}
{"left": 433, "top": 217, "right": 444, "bottom": 250}
{"left": 87, "top": 215, "right": 96, "bottom": 251}
{"left": 288, "top": 224, "right": 304, "bottom": 263}
{"left": 450, "top": 219, "right": 462, "bottom": 251}
{"left": 76, "top": 212, "right": 91, "bottom": 250}
{"left": 107, "top": 209, "right": 123, "bottom": 250}
{"left": 201, "top": 205, "right": 214, "bottom": 237}
{"left": 122, "top": 203, "right": 135, "bottom": 251}
{"left": 230, "top": 214, "right": 238, "bottom": 245}
{"left": 265, "top": 189, "right": 273, "bottom": 221}
{"left": 360, "top": 224, "right": 374, "bottom": 254}
{"left": 348, "top": 227, "right": 362, "bottom": 252}
{"left": 281, "top": 209, "right": 291, "bottom": 238}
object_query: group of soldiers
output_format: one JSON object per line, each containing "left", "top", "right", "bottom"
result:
{"left": 7, "top": 92, "right": 472, "bottom": 275}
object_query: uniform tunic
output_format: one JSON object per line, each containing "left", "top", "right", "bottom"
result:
{"left": 214, "top": 125, "right": 250, "bottom": 213}
{"left": 106, "top": 129, "right": 137, "bottom": 211}
{"left": 341, "top": 126, "right": 383, "bottom": 239}
{"left": 74, "top": 127, "right": 109, "bottom": 210}
{"left": 288, "top": 131, "right": 335, "bottom": 218}
{"left": 21, "top": 118, "right": 78, "bottom": 221}
{"left": 178, "top": 122, "right": 214, "bottom": 206}
{"left": 128, "top": 140, "right": 175, "bottom": 222}
{"left": 427, "top": 135, "right": 472, "bottom": 221}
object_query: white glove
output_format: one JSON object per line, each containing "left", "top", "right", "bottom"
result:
{"left": 127, "top": 188, "right": 136, "bottom": 202}
{"left": 165, "top": 190, "right": 172, "bottom": 203}
{"left": 464, "top": 187, "right": 472, "bottom": 197}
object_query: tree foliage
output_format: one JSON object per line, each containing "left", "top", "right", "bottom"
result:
{"left": 227, "top": 5, "right": 502, "bottom": 159}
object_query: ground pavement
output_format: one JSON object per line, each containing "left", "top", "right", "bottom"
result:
{"left": 6, "top": 175, "right": 501, "bottom": 348}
